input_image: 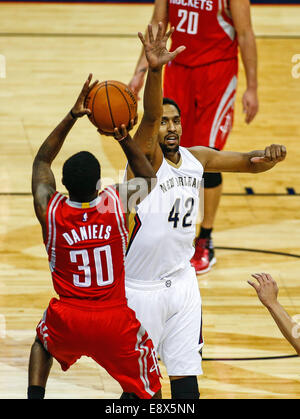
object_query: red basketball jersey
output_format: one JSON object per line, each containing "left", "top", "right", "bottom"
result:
{"left": 45, "top": 186, "right": 128, "bottom": 305}
{"left": 168, "top": 0, "right": 238, "bottom": 67}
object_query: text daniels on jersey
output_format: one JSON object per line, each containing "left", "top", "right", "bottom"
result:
{"left": 62, "top": 224, "right": 112, "bottom": 246}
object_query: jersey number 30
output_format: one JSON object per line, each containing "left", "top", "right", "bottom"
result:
{"left": 70, "top": 245, "right": 114, "bottom": 288}
{"left": 168, "top": 197, "right": 195, "bottom": 228}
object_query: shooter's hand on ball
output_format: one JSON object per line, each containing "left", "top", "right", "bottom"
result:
{"left": 98, "top": 118, "right": 137, "bottom": 138}
{"left": 71, "top": 73, "right": 99, "bottom": 119}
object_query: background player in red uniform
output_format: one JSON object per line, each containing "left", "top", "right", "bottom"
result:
{"left": 28, "top": 75, "right": 161, "bottom": 400}
{"left": 129, "top": 0, "right": 259, "bottom": 274}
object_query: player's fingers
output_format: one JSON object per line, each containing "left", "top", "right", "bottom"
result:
{"left": 265, "top": 273, "right": 274, "bottom": 282}
{"left": 156, "top": 21, "right": 164, "bottom": 41}
{"left": 148, "top": 24, "right": 154, "bottom": 44}
{"left": 247, "top": 280, "right": 259, "bottom": 292}
{"left": 81, "top": 108, "right": 91, "bottom": 116}
{"left": 87, "top": 80, "right": 99, "bottom": 94}
{"left": 250, "top": 156, "right": 268, "bottom": 164}
{"left": 270, "top": 145, "right": 277, "bottom": 161}
{"left": 245, "top": 105, "right": 256, "bottom": 124}
{"left": 274, "top": 144, "right": 286, "bottom": 161}
{"left": 264, "top": 146, "right": 271, "bottom": 161}
{"left": 260, "top": 273, "right": 269, "bottom": 282}
{"left": 128, "top": 119, "right": 135, "bottom": 130}
{"left": 113, "top": 127, "right": 121, "bottom": 136}
{"left": 170, "top": 46, "right": 186, "bottom": 59}
{"left": 121, "top": 124, "right": 128, "bottom": 136}
{"left": 251, "top": 273, "right": 264, "bottom": 285}
{"left": 138, "top": 31, "right": 146, "bottom": 47}
{"left": 164, "top": 26, "right": 175, "bottom": 42}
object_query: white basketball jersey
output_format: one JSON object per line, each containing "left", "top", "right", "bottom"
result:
{"left": 125, "top": 147, "right": 204, "bottom": 282}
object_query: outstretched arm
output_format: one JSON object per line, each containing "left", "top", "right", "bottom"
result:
{"left": 248, "top": 273, "right": 300, "bottom": 355}
{"left": 188, "top": 144, "right": 286, "bottom": 173}
{"left": 127, "top": 23, "right": 185, "bottom": 180}
{"left": 32, "top": 74, "right": 98, "bottom": 236}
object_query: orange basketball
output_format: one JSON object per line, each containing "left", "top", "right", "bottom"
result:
{"left": 85, "top": 80, "right": 137, "bottom": 135}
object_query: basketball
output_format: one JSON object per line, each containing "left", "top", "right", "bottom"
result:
{"left": 85, "top": 80, "right": 137, "bottom": 134}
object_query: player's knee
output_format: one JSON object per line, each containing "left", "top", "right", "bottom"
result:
{"left": 32, "top": 336, "right": 52, "bottom": 361}
{"left": 203, "top": 172, "right": 222, "bottom": 189}
{"left": 170, "top": 376, "right": 200, "bottom": 399}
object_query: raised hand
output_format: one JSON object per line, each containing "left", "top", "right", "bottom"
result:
{"left": 248, "top": 273, "right": 279, "bottom": 309}
{"left": 138, "top": 22, "right": 186, "bottom": 71}
{"left": 250, "top": 144, "right": 286, "bottom": 164}
{"left": 71, "top": 73, "right": 99, "bottom": 118}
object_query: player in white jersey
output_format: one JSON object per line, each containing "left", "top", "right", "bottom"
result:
{"left": 125, "top": 23, "right": 286, "bottom": 399}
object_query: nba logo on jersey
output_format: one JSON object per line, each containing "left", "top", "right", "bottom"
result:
{"left": 83, "top": 212, "right": 88, "bottom": 222}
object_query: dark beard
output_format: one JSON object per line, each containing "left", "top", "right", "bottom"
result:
{"left": 159, "top": 143, "right": 180, "bottom": 155}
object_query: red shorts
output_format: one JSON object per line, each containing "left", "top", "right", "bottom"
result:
{"left": 36, "top": 297, "right": 161, "bottom": 399}
{"left": 163, "top": 58, "right": 238, "bottom": 150}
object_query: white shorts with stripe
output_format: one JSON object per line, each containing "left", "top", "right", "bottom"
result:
{"left": 125, "top": 264, "right": 203, "bottom": 377}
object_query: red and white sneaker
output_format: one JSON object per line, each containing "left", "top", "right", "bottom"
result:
{"left": 190, "top": 238, "right": 216, "bottom": 274}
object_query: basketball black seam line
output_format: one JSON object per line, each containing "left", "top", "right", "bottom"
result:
{"left": 105, "top": 81, "right": 116, "bottom": 130}
{"left": 107, "top": 83, "right": 132, "bottom": 123}
{"left": 91, "top": 84, "right": 104, "bottom": 128}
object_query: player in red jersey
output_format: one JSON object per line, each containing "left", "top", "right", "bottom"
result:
{"left": 129, "top": 0, "right": 259, "bottom": 274}
{"left": 27, "top": 26, "right": 184, "bottom": 400}
{"left": 28, "top": 75, "right": 160, "bottom": 400}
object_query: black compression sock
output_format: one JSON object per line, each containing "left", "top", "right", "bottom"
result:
{"left": 27, "top": 385, "right": 45, "bottom": 399}
{"left": 198, "top": 227, "right": 212, "bottom": 240}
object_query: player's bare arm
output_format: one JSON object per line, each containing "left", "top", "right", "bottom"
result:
{"left": 188, "top": 144, "right": 286, "bottom": 173}
{"left": 127, "top": 23, "right": 185, "bottom": 180}
{"left": 112, "top": 124, "right": 157, "bottom": 214}
{"left": 32, "top": 74, "right": 98, "bottom": 237}
{"left": 248, "top": 273, "right": 300, "bottom": 355}
{"left": 230, "top": 0, "right": 258, "bottom": 124}
{"left": 128, "top": 0, "right": 169, "bottom": 96}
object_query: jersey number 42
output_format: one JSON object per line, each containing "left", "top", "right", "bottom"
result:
{"left": 168, "top": 197, "right": 195, "bottom": 229}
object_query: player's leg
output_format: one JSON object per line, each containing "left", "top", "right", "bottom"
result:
{"left": 160, "top": 268, "right": 203, "bottom": 398}
{"left": 120, "top": 389, "right": 162, "bottom": 399}
{"left": 169, "top": 376, "right": 200, "bottom": 399}
{"left": 191, "top": 59, "right": 238, "bottom": 273}
{"left": 27, "top": 335, "right": 53, "bottom": 399}
{"left": 91, "top": 304, "right": 162, "bottom": 399}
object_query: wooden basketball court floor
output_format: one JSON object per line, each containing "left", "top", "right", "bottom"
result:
{"left": 1, "top": 2, "right": 300, "bottom": 399}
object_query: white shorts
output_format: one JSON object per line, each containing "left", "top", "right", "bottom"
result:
{"left": 125, "top": 265, "right": 203, "bottom": 377}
